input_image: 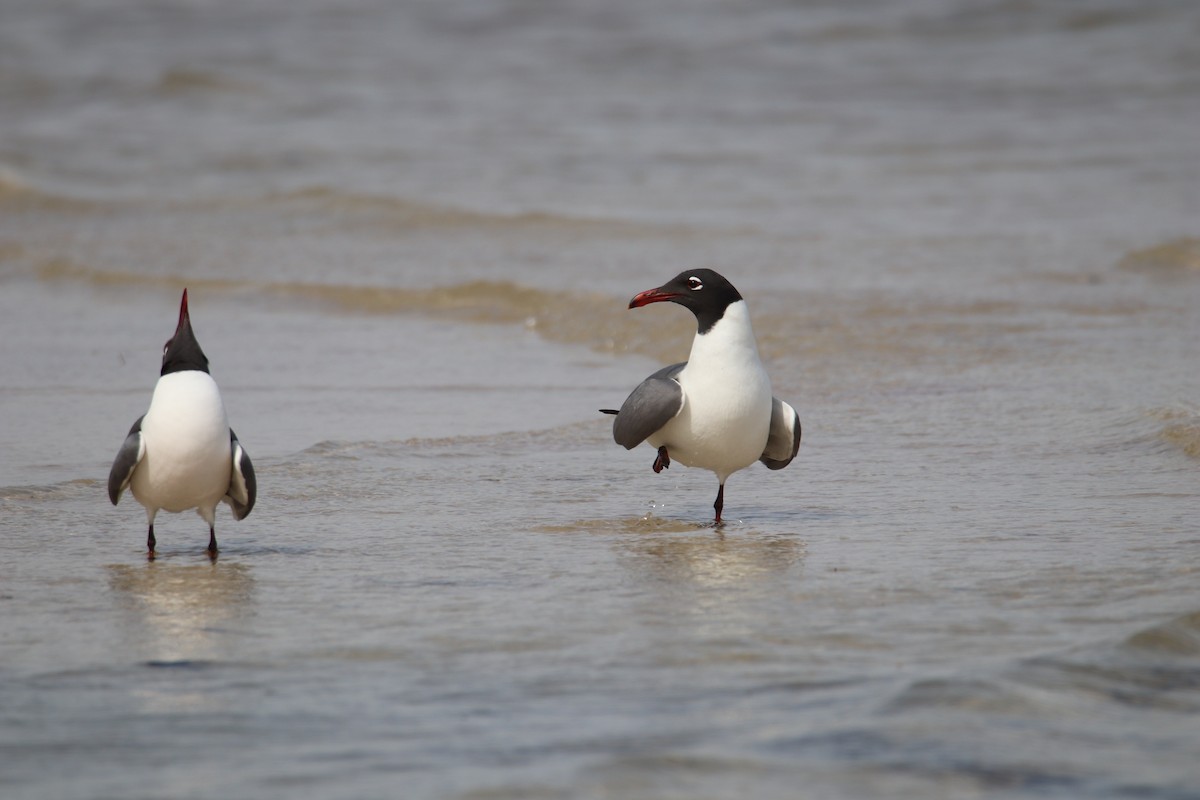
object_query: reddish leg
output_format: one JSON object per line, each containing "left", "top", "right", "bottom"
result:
{"left": 713, "top": 483, "right": 725, "bottom": 525}
{"left": 207, "top": 527, "right": 219, "bottom": 559}
{"left": 147, "top": 524, "right": 156, "bottom": 559}
{"left": 652, "top": 446, "right": 671, "bottom": 474}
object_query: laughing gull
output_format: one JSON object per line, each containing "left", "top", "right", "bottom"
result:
{"left": 108, "top": 289, "right": 256, "bottom": 557}
{"left": 601, "top": 269, "right": 801, "bottom": 524}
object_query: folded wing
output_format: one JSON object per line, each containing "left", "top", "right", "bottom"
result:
{"left": 224, "top": 428, "right": 257, "bottom": 520}
{"left": 610, "top": 362, "right": 686, "bottom": 450}
{"left": 107, "top": 415, "right": 146, "bottom": 505}
{"left": 759, "top": 397, "right": 801, "bottom": 470}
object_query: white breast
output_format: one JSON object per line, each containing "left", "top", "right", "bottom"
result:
{"left": 130, "top": 371, "right": 232, "bottom": 514}
{"left": 648, "top": 300, "right": 773, "bottom": 481}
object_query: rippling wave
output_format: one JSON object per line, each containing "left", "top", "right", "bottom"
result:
{"left": 0, "top": 168, "right": 100, "bottom": 211}
{"left": 1150, "top": 407, "right": 1200, "bottom": 459}
{"left": 1019, "top": 617, "right": 1200, "bottom": 715}
{"left": 894, "top": 610, "right": 1200, "bottom": 716}
{"left": 154, "top": 68, "right": 257, "bottom": 96}
{"left": 265, "top": 185, "right": 695, "bottom": 235}
{"left": 1119, "top": 239, "right": 1200, "bottom": 277}
{"left": 0, "top": 477, "right": 98, "bottom": 504}
{"left": 873, "top": 611, "right": 1200, "bottom": 795}
{"left": 32, "top": 251, "right": 1094, "bottom": 387}
{"left": 299, "top": 419, "right": 603, "bottom": 456}
{"left": 34, "top": 258, "right": 695, "bottom": 361}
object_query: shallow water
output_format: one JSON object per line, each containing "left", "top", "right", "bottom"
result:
{"left": 3, "top": 1, "right": 1200, "bottom": 798}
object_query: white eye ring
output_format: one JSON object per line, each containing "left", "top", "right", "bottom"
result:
{"left": 687, "top": 276, "right": 703, "bottom": 290}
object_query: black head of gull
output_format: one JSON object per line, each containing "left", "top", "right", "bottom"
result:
{"left": 628, "top": 268, "right": 744, "bottom": 335}
{"left": 161, "top": 288, "right": 210, "bottom": 376}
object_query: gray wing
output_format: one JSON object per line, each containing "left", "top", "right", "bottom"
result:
{"left": 107, "top": 415, "right": 145, "bottom": 505}
{"left": 224, "top": 428, "right": 256, "bottom": 520}
{"left": 759, "top": 397, "right": 801, "bottom": 470}
{"left": 611, "top": 362, "right": 686, "bottom": 450}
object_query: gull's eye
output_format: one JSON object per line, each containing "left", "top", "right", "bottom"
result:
{"left": 687, "top": 276, "right": 703, "bottom": 291}
{"left": 163, "top": 339, "right": 172, "bottom": 354}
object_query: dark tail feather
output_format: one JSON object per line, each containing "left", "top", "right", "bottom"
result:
{"left": 599, "top": 409, "right": 619, "bottom": 415}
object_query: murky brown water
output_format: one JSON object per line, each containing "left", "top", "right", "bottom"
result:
{"left": 3, "top": 1, "right": 1200, "bottom": 797}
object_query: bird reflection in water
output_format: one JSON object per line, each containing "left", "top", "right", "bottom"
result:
{"left": 620, "top": 527, "right": 805, "bottom": 589}
{"left": 538, "top": 515, "right": 806, "bottom": 589}
{"left": 106, "top": 561, "right": 255, "bottom": 711}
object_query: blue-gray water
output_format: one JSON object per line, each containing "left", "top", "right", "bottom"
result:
{"left": 2, "top": 1, "right": 1200, "bottom": 798}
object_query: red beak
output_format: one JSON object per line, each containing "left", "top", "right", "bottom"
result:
{"left": 628, "top": 288, "right": 679, "bottom": 309}
{"left": 177, "top": 288, "right": 190, "bottom": 332}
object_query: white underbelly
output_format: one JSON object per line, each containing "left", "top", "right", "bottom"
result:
{"left": 130, "top": 372, "right": 231, "bottom": 513}
{"left": 648, "top": 367, "right": 772, "bottom": 480}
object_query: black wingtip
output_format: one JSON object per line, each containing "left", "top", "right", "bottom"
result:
{"left": 599, "top": 409, "right": 619, "bottom": 415}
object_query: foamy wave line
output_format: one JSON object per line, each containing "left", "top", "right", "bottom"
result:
{"left": 36, "top": 259, "right": 691, "bottom": 360}
{"left": 1119, "top": 239, "right": 1200, "bottom": 275}
{"left": 2, "top": 175, "right": 705, "bottom": 238}
{"left": 0, "top": 167, "right": 101, "bottom": 210}
{"left": 0, "top": 165, "right": 33, "bottom": 195}
{"left": 0, "top": 477, "right": 98, "bottom": 503}
{"left": 1150, "top": 407, "right": 1200, "bottom": 459}
{"left": 299, "top": 419, "right": 604, "bottom": 456}
{"left": 265, "top": 185, "right": 692, "bottom": 234}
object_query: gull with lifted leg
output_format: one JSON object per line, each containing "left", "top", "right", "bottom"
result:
{"left": 602, "top": 269, "right": 800, "bottom": 524}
